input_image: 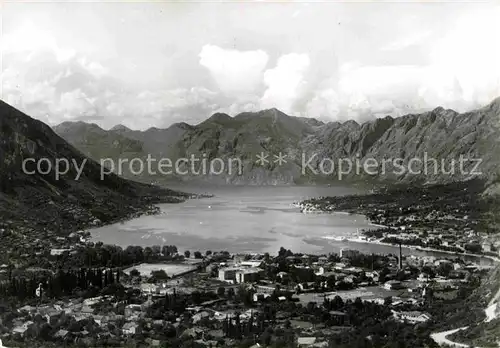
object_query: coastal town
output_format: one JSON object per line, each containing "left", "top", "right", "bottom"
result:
{"left": 0, "top": 239, "right": 496, "bottom": 347}
{"left": 298, "top": 180, "right": 500, "bottom": 261}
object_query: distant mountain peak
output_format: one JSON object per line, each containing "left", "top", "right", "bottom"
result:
{"left": 261, "top": 107, "right": 289, "bottom": 117}
{"left": 54, "top": 120, "right": 103, "bottom": 133}
{"left": 201, "top": 112, "right": 233, "bottom": 126}
{"left": 485, "top": 96, "right": 500, "bottom": 113}
{"left": 110, "top": 124, "right": 131, "bottom": 132}
{"left": 264, "top": 107, "right": 283, "bottom": 113}
{"left": 171, "top": 122, "right": 193, "bottom": 130}
{"left": 209, "top": 112, "right": 232, "bottom": 120}
{"left": 489, "top": 96, "right": 500, "bottom": 106}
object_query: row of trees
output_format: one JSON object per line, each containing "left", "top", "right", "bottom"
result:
{"left": 54, "top": 243, "right": 216, "bottom": 269}
{"left": 0, "top": 268, "right": 120, "bottom": 301}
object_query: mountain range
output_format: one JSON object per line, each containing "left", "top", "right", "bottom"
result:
{"left": 54, "top": 98, "right": 500, "bottom": 190}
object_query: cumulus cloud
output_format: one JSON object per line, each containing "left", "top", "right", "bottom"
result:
{"left": 304, "top": 88, "right": 340, "bottom": 120}
{"left": 423, "top": 6, "right": 500, "bottom": 109}
{"left": 3, "top": 4, "right": 500, "bottom": 129}
{"left": 199, "top": 44, "right": 269, "bottom": 96}
{"left": 215, "top": 96, "right": 261, "bottom": 116}
{"left": 119, "top": 87, "right": 222, "bottom": 128}
{"left": 1, "top": 21, "right": 115, "bottom": 124}
{"left": 78, "top": 58, "right": 108, "bottom": 79}
{"left": 381, "top": 30, "right": 432, "bottom": 51}
{"left": 57, "top": 89, "right": 97, "bottom": 120}
{"left": 260, "top": 53, "right": 310, "bottom": 114}
{"left": 297, "top": 64, "right": 421, "bottom": 121}
{"left": 3, "top": 21, "right": 76, "bottom": 62}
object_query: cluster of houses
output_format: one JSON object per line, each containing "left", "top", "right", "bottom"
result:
{"left": 2, "top": 245, "right": 490, "bottom": 347}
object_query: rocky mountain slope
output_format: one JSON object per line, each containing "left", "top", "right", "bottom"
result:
{"left": 54, "top": 121, "right": 145, "bottom": 159}
{"left": 0, "top": 100, "right": 188, "bottom": 246}
{"left": 54, "top": 98, "right": 500, "bottom": 187}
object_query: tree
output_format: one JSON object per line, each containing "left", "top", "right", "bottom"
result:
{"left": 151, "top": 245, "right": 161, "bottom": 255}
{"left": 465, "top": 243, "right": 482, "bottom": 253}
{"left": 217, "top": 287, "right": 226, "bottom": 298}
{"left": 327, "top": 275, "right": 336, "bottom": 289}
{"left": 194, "top": 251, "right": 203, "bottom": 259}
{"left": 331, "top": 295, "right": 344, "bottom": 310}
{"left": 437, "top": 262, "right": 453, "bottom": 277}
{"left": 129, "top": 269, "right": 140, "bottom": 277}
{"left": 184, "top": 250, "right": 191, "bottom": 259}
{"left": 384, "top": 296, "right": 393, "bottom": 307}
{"left": 144, "top": 247, "right": 153, "bottom": 262}
{"left": 264, "top": 253, "right": 271, "bottom": 264}
{"left": 150, "top": 270, "right": 168, "bottom": 281}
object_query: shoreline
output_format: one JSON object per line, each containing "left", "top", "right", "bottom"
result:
{"left": 323, "top": 235, "right": 500, "bottom": 263}
{"left": 304, "top": 204, "right": 500, "bottom": 262}
{"left": 91, "top": 185, "right": 498, "bottom": 265}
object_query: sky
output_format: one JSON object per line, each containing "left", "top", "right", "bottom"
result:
{"left": 1, "top": 0, "right": 500, "bottom": 130}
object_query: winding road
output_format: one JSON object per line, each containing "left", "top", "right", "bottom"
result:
{"left": 431, "top": 285, "right": 500, "bottom": 348}
{"left": 431, "top": 327, "right": 470, "bottom": 348}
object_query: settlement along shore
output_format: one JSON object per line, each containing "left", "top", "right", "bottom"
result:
{"left": 298, "top": 179, "right": 500, "bottom": 265}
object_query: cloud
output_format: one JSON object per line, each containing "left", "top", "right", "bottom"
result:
{"left": 3, "top": 4, "right": 500, "bottom": 129}
{"left": 338, "top": 64, "right": 423, "bottom": 98}
{"left": 298, "top": 64, "right": 423, "bottom": 121}
{"left": 261, "top": 53, "right": 310, "bottom": 114}
{"left": 121, "top": 87, "right": 222, "bottom": 129}
{"left": 199, "top": 44, "right": 269, "bottom": 96}
{"left": 78, "top": 58, "right": 108, "bottom": 79}
{"left": 424, "top": 6, "right": 500, "bottom": 109}
{"left": 3, "top": 21, "right": 76, "bottom": 62}
{"left": 381, "top": 30, "right": 432, "bottom": 51}
{"left": 1, "top": 53, "right": 112, "bottom": 124}
{"left": 215, "top": 97, "right": 261, "bottom": 116}
{"left": 304, "top": 88, "right": 340, "bottom": 120}
{"left": 57, "top": 89, "right": 97, "bottom": 120}
{"left": 2, "top": 33, "right": 223, "bottom": 129}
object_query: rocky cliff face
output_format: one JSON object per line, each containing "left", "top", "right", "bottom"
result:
{"left": 303, "top": 100, "right": 500, "bottom": 185}
{"left": 54, "top": 98, "right": 500, "bottom": 187}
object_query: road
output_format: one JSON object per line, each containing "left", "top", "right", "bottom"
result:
{"left": 432, "top": 280, "right": 500, "bottom": 348}
{"left": 431, "top": 327, "right": 470, "bottom": 348}
{"left": 488, "top": 284, "right": 500, "bottom": 307}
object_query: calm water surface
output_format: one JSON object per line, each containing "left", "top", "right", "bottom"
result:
{"left": 92, "top": 185, "right": 371, "bottom": 254}
{"left": 92, "top": 185, "right": 495, "bottom": 265}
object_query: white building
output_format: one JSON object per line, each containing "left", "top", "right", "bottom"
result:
{"left": 384, "top": 280, "right": 404, "bottom": 290}
{"left": 235, "top": 268, "right": 262, "bottom": 283}
{"left": 122, "top": 322, "right": 138, "bottom": 335}
{"left": 239, "top": 260, "right": 263, "bottom": 268}
{"left": 392, "top": 311, "right": 431, "bottom": 324}
{"left": 366, "top": 271, "right": 379, "bottom": 282}
{"left": 253, "top": 293, "right": 271, "bottom": 302}
{"left": 218, "top": 267, "right": 240, "bottom": 282}
{"left": 297, "top": 337, "right": 317, "bottom": 347}
{"left": 482, "top": 243, "right": 492, "bottom": 253}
